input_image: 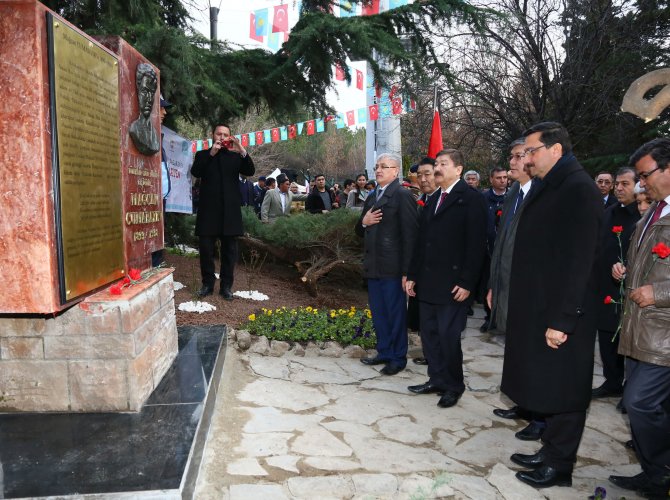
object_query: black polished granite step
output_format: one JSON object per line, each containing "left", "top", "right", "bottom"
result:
{"left": 0, "top": 325, "right": 226, "bottom": 499}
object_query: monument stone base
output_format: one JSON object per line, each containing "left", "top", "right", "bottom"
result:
{"left": 0, "top": 270, "right": 177, "bottom": 412}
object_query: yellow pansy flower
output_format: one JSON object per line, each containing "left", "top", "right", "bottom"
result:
{"left": 248, "top": 314, "right": 256, "bottom": 321}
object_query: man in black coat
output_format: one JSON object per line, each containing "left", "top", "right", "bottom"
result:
{"left": 191, "top": 124, "right": 255, "bottom": 299}
{"left": 306, "top": 174, "right": 339, "bottom": 213}
{"left": 502, "top": 122, "right": 602, "bottom": 488}
{"left": 593, "top": 167, "right": 640, "bottom": 400}
{"left": 405, "top": 149, "right": 487, "bottom": 408}
{"left": 356, "top": 153, "right": 418, "bottom": 375}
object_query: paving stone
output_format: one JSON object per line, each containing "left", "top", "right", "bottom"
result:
{"left": 461, "top": 336, "right": 503, "bottom": 358}
{"left": 334, "top": 358, "right": 385, "bottom": 381}
{"left": 249, "top": 335, "right": 270, "bottom": 355}
{"left": 397, "top": 473, "right": 455, "bottom": 499}
{"left": 447, "top": 473, "right": 499, "bottom": 500}
{"left": 584, "top": 399, "right": 631, "bottom": 443}
{"left": 377, "top": 415, "right": 432, "bottom": 444}
{"left": 248, "top": 356, "right": 290, "bottom": 380}
{"left": 269, "top": 340, "right": 290, "bottom": 357}
{"left": 287, "top": 476, "right": 354, "bottom": 499}
{"left": 291, "top": 343, "right": 305, "bottom": 356}
{"left": 321, "top": 419, "right": 378, "bottom": 439}
{"left": 576, "top": 427, "right": 633, "bottom": 465}
{"left": 465, "top": 356, "right": 503, "bottom": 376}
{"left": 351, "top": 473, "right": 398, "bottom": 495}
{"left": 342, "top": 345, "right": 366, "bottom": 358}
{"left": 360, "top": 377, "right": 424, "bottom": 395}
{"left": 289, "top": 363, "right": 358, "bottom": 385}
{"left": 465, "top": 374, "right": 500, "bottom": 393}
{"left": 265, "top": 455, "right": 301, "bottom": 473}
{"left": 229, "top": 484, "right": 288, "bottom": 500}
{"left": 226, "top": 458, "right": 268, "bottom": 476}
{"left": 303, "top": 457, "right": 360, "bottom": 471}
{"left": 448, "top": 428, "right": 537, "bottom": 468}
{"left": 316, "top": 390, "right": 416, "bottom": 425}
{"left": 237, "top": 379, "right": 329, "bottom": 411}
{"left": 242, "top": 406, "right": 323, "bottom": 433}
{"left": 435, "top": 430, "right": 462, "bottom": 453}
{"left": 234, "top": 432, "right": 292, "bottom": 457}
{"left": 291, "top": 427, "right": 353, "bottom": 457}
{"left": 487, "top": 463, "right": 544, "bottom": 500}
{"left": 319, "top": 341, "right": 344, "bottom": 357}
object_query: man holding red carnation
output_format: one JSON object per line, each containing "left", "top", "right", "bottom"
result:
{"left": 609, "top": 138, "right": 670, "bottom": 499}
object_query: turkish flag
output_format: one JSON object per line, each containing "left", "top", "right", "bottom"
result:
{"left": 389, "top": 85, "right": 399, "bottom": 100}
{"left": 241, "top": 134, "right": 249, "bottom": 147}
{"left": 272, "top": 4, "right": 288, "bottom": 32}
{"left": 191, "top": 141, "right": 197, "bottom": 153}
{"left": 203, "top": 139, "right": 209, "bottom": 149}
{"left": 375, "top": 83, "right": 382, "bottom": 99}
{"left": 346, "top": 110, "right": 355, "bottom": 125}
{"left": 255, "top": 131, "right": 264, "bottom": 145}
{"left": 369, "top": 104, "right": 379, "bottom": 120}
{"left": 427, "top": 109, "right": 444, "bottom": 159}
{"left": 335, "top": 64, "right": 346, "bottom": 81}
{"left": 362, "top": 0, "right": 380, "bottom": 15}
{"left": 392, "top": 97, "right": 403, "bottom": 115}
{"left": 410, "top": 99, "right": 416, "bottom": 110}
{"left": 306, "top": 120, "right": 315, "bottom": 135}
{"left": 271, "top": 128, "right": 279, "bottom": 142}
{"left": 288, "top": 124, "right": 297, "bottom": 139}
{"left": 356, "top": 70, "right": 364, "bottom": 90}
{"left": 249, "top": 14, "right": 263, "bottom": 42}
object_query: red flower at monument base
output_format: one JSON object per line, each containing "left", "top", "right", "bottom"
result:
{"left": 604, "top": 295, "right": 613, "bottom": 304}
{"left": 110, "top": 283, "right": 123, "bottom": 295}
{"left": 652, "top": 242, "right": 670, "bottom": 259}
{"left": 612, "top": 226, "right": 623, "bottom": 234}
{"left": 128, "top": 268, "right": 142, "bottom": 281}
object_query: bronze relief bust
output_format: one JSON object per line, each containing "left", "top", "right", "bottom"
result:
{"left": 129, "top": 63, "right": 159, "bottom": 155}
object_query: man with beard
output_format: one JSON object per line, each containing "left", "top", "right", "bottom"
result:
{"left": 502, "top": 122, "right": 601, "bottom": 488}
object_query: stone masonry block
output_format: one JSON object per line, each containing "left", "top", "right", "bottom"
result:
{"left": 0, "top": 317, "right": 46, "bottom": 337}
{"left": 0, "top": 361, "right": 69, "bottom": 412}
{"left": 158, "top": 274, "right": 174, "bottom": 307}
{"left": 54, "top": 304, "right": 88, "bottom": 336}
{"left": 1, "top": 337, "right": 44, "bottom": 359}
{"left": 150, "top": 318, "right": 178, "bottom": 388}
{"left": 120, "top": 284, "right": 161, "bottom": 334}
{"left": 44, "top": 334, "right": 134, "bottom": 360}
{"left": 133, "top": 309, "right": 162, "bottom": 356}
{"left": 128, "top": 343, "right": 155, "bottom": 411}
{"left": 69, "top": 360, "right": 129, "bottom": 411}
{"left": 85, "top": 304, "right": 122, "bottom": 334}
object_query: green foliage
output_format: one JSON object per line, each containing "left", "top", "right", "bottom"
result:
{"left": 244, "top": 305, "right": 376, "bottom": 348}
{"left": 164, "top": 212, "right": 198, "bottom": 249}
{"left": 242, "top": 206, "right": 362, "bottom": 252}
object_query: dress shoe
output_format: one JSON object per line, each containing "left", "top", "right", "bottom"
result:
{"left": 510, "top": 450, "right": 545, "bottom": 469}
{"left": 608, "top": 472, "right": 649, "bottom": 490}
{"left": 616, "top": 398, "right": 627, "bottom": 414}
{"left": 493, "top": 406, "right": 521, "bottom": 419}
{"left": 516, "top": 465, "right": 572, "bottom": 488}
{"left": 479, "top": 321, "right": 490, "bottom": 333}
{"left": 360, "top": 356, "right": 387, "bottom": 366}
{"left": 624, "top": 439, "right": 635, "bottom": 450}
{"left": 219, "top": 287, "right": 234, "bottom": 300}
{"left": 437, "top": 390, "right": 463, "bottom": 408}
{"left": 198, "top": 285, "right": 214, "bottom": 297}
{"left": 591, "top": 383, "right": 623, "bottom": 399}
{"left": 380, "top": 364, "right": 404, "bottom": 375}
{"left": 515, "top": 420, "right": 545, "bottom": 441}
{"left": 466, "top": 306, "right": 474, "bottom": 316}
{"left": 408, "top": 382, "right": 445, "bottom": 395}
{"left": 413, "top": 357, "right": 428, "bottom": 365}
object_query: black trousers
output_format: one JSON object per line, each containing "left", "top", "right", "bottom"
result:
{"left": 419, "top": 301, "right": 466, "bottom": 393}
{"left": 198, "top": 235, "right": 238, "bottom": 290}
{"left": 539, "top": 410, "right": 587, "bottom": 472}
{"left": 597, "top": 329, "right": 624, "bottom": 389}
{"left": 624, "top": 357, "right": 670, "bottom": 483}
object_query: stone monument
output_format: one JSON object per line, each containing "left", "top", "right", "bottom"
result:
{"left": 0, "top": 0, "right": 177, "bottom": 412}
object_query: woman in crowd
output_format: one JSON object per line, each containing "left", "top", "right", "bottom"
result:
{"left": 346, "top": 173, "right": 369, "bottom": 210}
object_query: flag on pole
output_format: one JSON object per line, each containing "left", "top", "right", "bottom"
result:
{"left": 241, "top": 134, "right": 249, "bottom": 147}
{"left": 316, "top": 119, "right": 325, "bottom": 132}
{"left": 362, "top": 0, "right": 380, "bottom": 15}
{"left": 346, "top": 110, "right": 355, "bottom": 126}
{"left": 427, "top": 87, "right": 443, "bottom": 158}
{"left": 356, "top": 69, "right": 364, "bottom": 90}
{"left": 306, "top": 120, "right": 316, "bottom": 135}
{"left": 272, "top": 4, "right": 289, "bottom": 32}
{"left": 340, "top": 0, "right": 356, "bottom": 17}
{"left": 369, "top": 104, "right": 379, "bottom": 120}
{"left": 255, "top": 131, "right": 264, "bottom": 145}
{"left": 254, "top": 9, "right": 269, "bottom": 37}
{"left": 358, "top": 108, "right": 367, "bottom": 123}
{"left": 267, "top": 32, "right": 282, "bottom": 51}
{"left": 249, "top": 14, "right": 263, "bottom": 42}
{"left": 392, "top": 97, "right": 403, "bottom": 115}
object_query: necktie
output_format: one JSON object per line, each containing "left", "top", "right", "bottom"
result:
{"left": 435, "top": 191, "right": 447, "bottom": 212}
{"left": 642, "top": 200, "right": 667, "bottom": 242}
{"left": 513, "top": 189, "right": 524, "bottom": 215}
{"left": 376, "top": 188, "right": 383, "bottom": 202}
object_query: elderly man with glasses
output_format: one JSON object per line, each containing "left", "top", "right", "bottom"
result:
{"left": 356, "top": 153, "right": 419, "bottom": 375}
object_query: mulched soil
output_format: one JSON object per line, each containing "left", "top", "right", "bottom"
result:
{"left": 166, "top": 252, "right": 369, "bottom": 329}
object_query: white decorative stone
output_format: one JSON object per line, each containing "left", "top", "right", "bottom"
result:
{"left": 234, "top": 433, "right": 292, "bottom": 457}
{"left": 238, "top": 379, "right": 329, "bottom": 411}
{"left": 287, "top": 476, "right": 354, "bottom": 499}
{"left": 291, "top": 427, "right": 353, "bottom": 457}
{"left": 249, "top": 356, "right": 290, "bottom": 380}
{"left": 303, "top": 457, "right": 360, "bottom": 471}
{"left": 249, "top": 335, "right": 270, "bottom": 355}
{"left": 242, "top": 407, "right": 323, "bottom": 434}
{"left": 265, "top": 455, "right": 301, "bottom": 473}
{"left": 226, "top": 458, "right": 268, "bottom": 476}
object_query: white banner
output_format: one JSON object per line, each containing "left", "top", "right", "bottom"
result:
{"left": 162, "top": 126, "right": 193, "bottom": 213}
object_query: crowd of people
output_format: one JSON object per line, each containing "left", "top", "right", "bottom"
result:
{"left": 190, "top": 122, "right": 669, "bottom": 497}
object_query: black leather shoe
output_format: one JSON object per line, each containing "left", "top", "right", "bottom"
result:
{"left": 413, "top": 357, "right": 428, "bottom": 365}
{"left": 380, "top": 364, "right": 404, "bottom": 375}
{"left": 591, "top": 383, "right": 623, "bottom": 399}
{"left": 467, "top": 306, "right": 474, "bottom": 316}
{"left": 219, "top": 287, "right": 234, "bottom": 300}
{"left": 493, "top": 406, "right": 521, "bottom": 419}
{"left": 608, "top": 472, "right": 649, "bottom": 490}
{"left": 479, "top": 321, "right": 489, "bottom": 333}
{"left": 510, "top": 451, "right": 545, "bottom": 469}
{"left": 437, "top": 390, "right": 463, "bottom": 408}
{"left": 361, "top": 356, "right": 387, "bottom": 366}
{"left": 516, "top": 465, "right": 572, "bottom": 488}
{"left": 408, "top": 382, "right": 445, "bottom": 395}
{"left": 515, "top": 421, "right": 545, "bottom": 441}
{"left": 198, "top": 285, "right": 214, "bottom": 297}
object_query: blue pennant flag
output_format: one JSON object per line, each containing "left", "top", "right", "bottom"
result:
{"left": 267, "top": 32, "right": 281, "bottom": 51}
{"left": 357, "top": 108, "right": 367, "bottom": 123}
{"left": 336, "top": 114, "right": 346, "bottom": 129}
{"left": 280, "top": 126, "right": 288, "bottom": 140}
{"left": 248, "top": 133, "right": 256, "bottom": 146}
{"left": 340, "top": 1, "right": 356, "bottom": 17}
{"left": 254, "top": 8, "right": 269, "bottom": 36}
{"left": 316, "top": 119, "right": 325, "bottom": 132}
{"left": 263, "top": 129, "right": 272, "bottom": 143}
{"left": 297, "top": 122, "right": 305, "bottom": 135}
{"left": 388, "top": 0, "right": 408, "bottom": 9}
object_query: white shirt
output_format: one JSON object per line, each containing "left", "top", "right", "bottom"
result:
{"left": 435, "top": 179, "right": 460, "bottom": 213}
{"left": 279, "top": 191, "right": 288, "bottom": 213}
{"left": 638, "top": 194, "right": 670, "bottom": 246}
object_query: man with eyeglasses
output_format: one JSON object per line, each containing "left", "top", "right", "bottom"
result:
{"left": 501, "top": 122, "right": 601, "bottom": 489}
{"left": 356, "top": 153, "right": 418, "bottom": 375}
{"left": 595, "top": 171, "right": 617, "bottom": 207}
{"left": 608, "top": 138, "right": 670, "bottom": 499}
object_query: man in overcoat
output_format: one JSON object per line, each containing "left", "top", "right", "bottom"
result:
{"left": 260, "top": 173, "right": 307, "bottom": 223}
{"left": 191, "top": 124, "right": 255, "bottom": 299}
{"left": 356, "top": 153, "right": 418, "bottom": 375}
{"left": 405, "top": 149, "right": 487, "bottom": 408}
{"left": 501, "top": 122, "right": 602, "bottom": 488}
{"left": 609, "top": 138, "right": 670, "bottom": 499}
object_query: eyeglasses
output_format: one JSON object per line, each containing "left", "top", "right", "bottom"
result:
{"left": 638, "top": 166, "right": 661, "bottom": 180}
{"left": 507, "top": 153, "right": 526, "bottom": 161}
{"left": 373, "top": 164, "right": 397, "bottom": 171}
{"left": 524, "top": 144, "right": 547, "bottom": 156}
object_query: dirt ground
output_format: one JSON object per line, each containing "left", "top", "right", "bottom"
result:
{"left": 166, "top": 252, "right": 370, "bottom": 329}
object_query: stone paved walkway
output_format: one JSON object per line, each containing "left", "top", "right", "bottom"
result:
{"left": 194, "top": 310, "right": 643, "bottom": 499}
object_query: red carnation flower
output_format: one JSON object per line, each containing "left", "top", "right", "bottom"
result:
{"left": 652, "top": 242, "right": 670, "bottom": 259}
{"left": 416, "top": 200, "right": 425, "bottom": 207}
{"left": 612, "top": 226, "right": 623, "bottom": 234}
{"left": 604, "top": 295, "right": 613, "bottom": 304}
{"left": 496, "top": 209, "right": 503, "bottom": 217}
{"left": 128, "top": 268, "right": 142, "bottom": 281}
{"left": 110, "top": 283, "right": 123, "bottom": 295}
{"left": 122, "top": 277, "right": 131, "bottom": 285}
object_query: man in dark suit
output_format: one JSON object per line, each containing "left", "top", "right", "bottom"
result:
{"left": 191, "top": 124, "right": 255, "bottom": 299}
{"left": 405, "top": 149, "right": 487, "bottom": 408}
{"left": 593, "top": 167, "right": 640, "bottom": 400}
{"left": 596, "top": 171, "right": 617, "bottom": 207}
{"left": 502, "top": 122, "right": 601, "bottom": 488}
{"left": 356, "top": 153, "right": 418, "bottom": 375}
{"left": 306, "top": 174, "right": 339, "bottom": 213}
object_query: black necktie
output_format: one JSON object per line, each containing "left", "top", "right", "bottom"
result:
{"left": 514, "top": 189, "right": 524, "bottom": 215}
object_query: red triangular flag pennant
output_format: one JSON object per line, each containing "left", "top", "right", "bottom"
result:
{"left": 389, "top": 85, "right": 398, "bottom": 100}
{"left": 255, "top": 131, "right": 264, "bottom": 145}
{"left": 306, "top": 120, "right": 315, "bottom": 135}
{"left": 346, "top": 110, "right": 355, "bottom": 125}
{"left": 368, "top": 104, "right": 379, "bottom": 120}
{"left": 356, "top": 70, "right": 364, "bottom": 90}
{"left": 392, "top": 97, "right": 403, "bottom": 115}
{"left": 428, "top": 109, "right": 443, "bottom": 158}
{"left": 335, "top": 64, "right": 346, "bottom": 81}
{"left": 288, "top": 124, "right": 297, "bottom": 139}
{"left": 241, "top": 134, "right": 249, "bottom": 147}
{"left": 203, "top": 139, "right": 209, "bottom": 149}
{"left": 271, "top": 128, "right": 280, "bottom": 142}
{"left": 272, "top": 4, "right": 289, "bottom": 32}
{"left": 375, "top": 83, "right": 382, "bottom": 99}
